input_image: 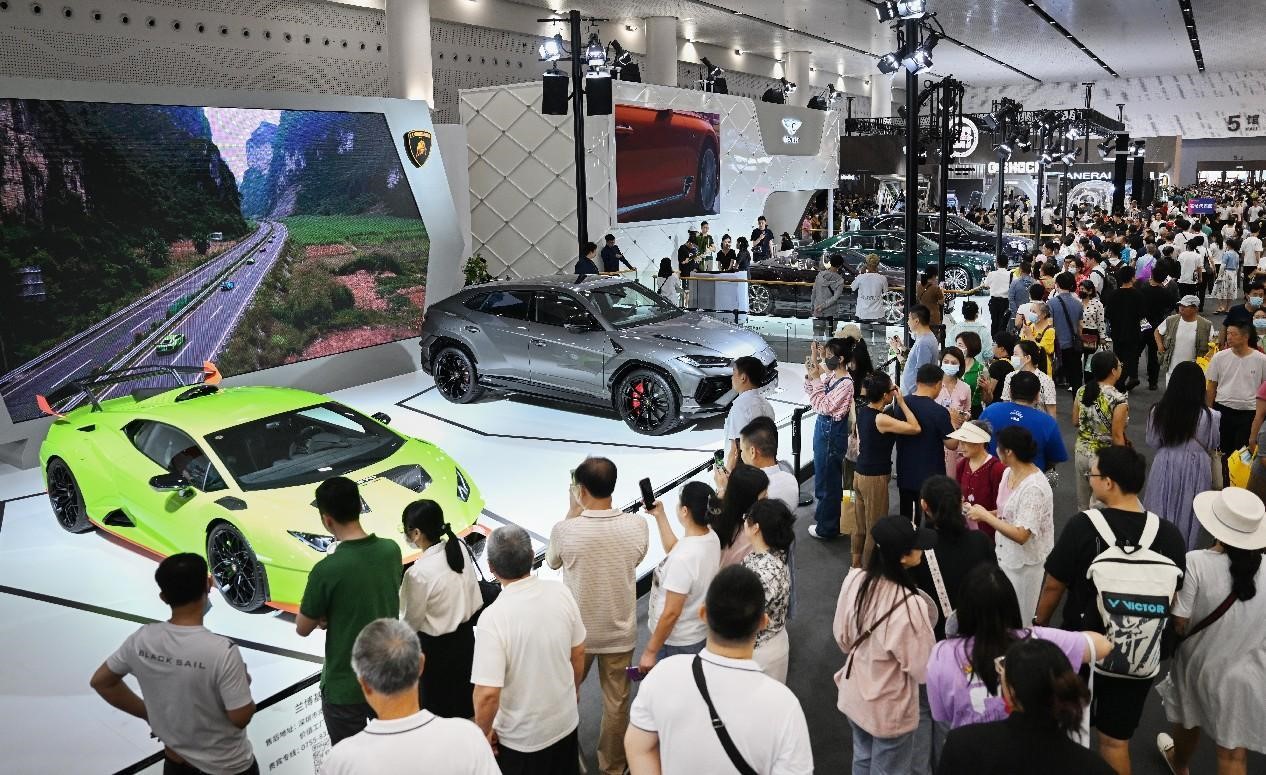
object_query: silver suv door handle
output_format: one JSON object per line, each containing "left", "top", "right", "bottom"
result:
{"left": 531, "top": 339, "right": 547, "bottom": 347}
{"left": 464, "top": 326, "right": 479, "bottom": 333}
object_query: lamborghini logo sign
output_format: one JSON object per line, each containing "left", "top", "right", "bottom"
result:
{"left": 403, "top": 130, "right": 433, "bottom": 167}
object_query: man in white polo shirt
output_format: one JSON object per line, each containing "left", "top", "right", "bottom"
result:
{"left": 473, "top": 525, "right": 586, "bottom": 775}
{"left": 321, "top": 619, "right": 498, "bottom": 775}
{"left": 545, "top": 457, "right": 648, "bottom": 775}
{"left": 1241, "top": 222, "right": 1263, "bottom": 287}
{"left": 1206, "top": 318, "right": 1266, "bottom": 458}
{"left": 739, "top": 416, "right": 800, "bottom": 510}
{"left": 626, "top": 565, "right": 813, "bottom": 774}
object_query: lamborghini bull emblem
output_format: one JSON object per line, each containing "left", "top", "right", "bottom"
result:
{"left": 403, "top": 129, "right": 433, "bottom": 168}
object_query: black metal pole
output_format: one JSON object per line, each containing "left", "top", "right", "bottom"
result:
{"left": 1033, "top": 127, "right": 1046, "bottom": 246}
{"left": 1132, "top": 148, "right": 1148, "bottom": 208}
{"left": 1060, "top": 163, "right": 1071, "bottom": 234}
{"left": 903, "top": 18, "right": 919, "bottom": 339}
{"left": 1111, "top": 132, "right": 1130, "bottom": 215}
{"left": 845, "top": 95, "right": 854, "bottom": 136}
{"left": 1082, "top": 83, "right": 1094, "bottom": 163}
{"left": 569, "top": 10, "right": 588, "bottom": 257}
{"left": 938, "top": 82, "right": 951, "bottom": 271}
{"left": 995, "top": 115, "right": 1007, "bottom": 269}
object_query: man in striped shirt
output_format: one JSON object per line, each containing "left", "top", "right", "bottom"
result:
{"left": 545, "top": 457, "right": 649, "bottom": 775}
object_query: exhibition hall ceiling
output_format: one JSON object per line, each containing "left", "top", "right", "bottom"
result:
{"left": 502, "top": 0, "right": 1251, "bottom": 85}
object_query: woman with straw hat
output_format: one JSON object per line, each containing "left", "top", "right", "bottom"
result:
{"left": 1156, "top": 487, "right": 1266, "bottom": 775}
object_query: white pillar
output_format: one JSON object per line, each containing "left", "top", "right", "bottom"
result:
{"left": 385, "top": 0, "right": 433, "bottom": 104}
{"left": 870, "top": 75, "right": 893, "bottom": 118}
{"left": 645, "top": 16, "right": 678, "bottom": 87}
{"left": 786, "top": 51, "right": 812, "bottom": 107}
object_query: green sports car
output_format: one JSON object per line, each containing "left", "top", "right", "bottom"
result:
{"left": 38, "top": 364, "right": 484, "bottom": 612}
{"left": 794, "top": 230, "right": 996, "bottom": 292}
{"left": 155, "top": 333, "right": 186, "bottom": 355}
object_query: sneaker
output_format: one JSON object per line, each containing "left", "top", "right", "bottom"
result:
{"left": 808, "top": 524, "right": 834, "bottom": 541}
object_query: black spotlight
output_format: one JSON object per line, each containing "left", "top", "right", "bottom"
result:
{"left": 542, "top": 69, "right": 569, "bottom": 115}
{"left": 1097, "top": 137, "right": 1115, "bottom": 161}
{"left": 610, "top": 40, "right": 641, "bottom": 82}
{"left": 762, "top": 87, "right": 785, "bottom": 104}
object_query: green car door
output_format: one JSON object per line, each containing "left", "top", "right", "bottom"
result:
{"left": 117, "top": 419, "right": 223, "bottom": 556}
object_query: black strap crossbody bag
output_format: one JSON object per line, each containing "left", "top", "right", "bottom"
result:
{"left": 692, "top": 656, "right": 758, "bottom": 775}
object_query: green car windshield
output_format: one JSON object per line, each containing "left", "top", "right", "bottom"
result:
{"left": 206, "top": 402, "right": 403, "bottom": 491}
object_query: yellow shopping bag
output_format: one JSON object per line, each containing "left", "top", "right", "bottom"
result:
{"left": 1228, "top": 447, "right": 1252, "bottom": 489}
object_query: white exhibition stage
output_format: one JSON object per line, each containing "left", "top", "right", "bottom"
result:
{"left": 0, "top": 358, "right": 819, "bottom": 774}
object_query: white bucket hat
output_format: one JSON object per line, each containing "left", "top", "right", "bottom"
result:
{"left": 1192, "top": 487, "right": 1266, "bottom": 550}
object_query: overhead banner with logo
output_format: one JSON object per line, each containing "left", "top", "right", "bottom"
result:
{"left": 753, "top": 103, "right": 827, "bottom": 157}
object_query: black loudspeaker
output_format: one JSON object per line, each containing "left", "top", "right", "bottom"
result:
{"left": 617, "top": 63, "right": 641, "bottom": 83}
{"left": 586, "top": 75, "right": 612, "bottom": 116}
{"left": 542, "top": 72, "right": 569, "bottom": 115}
{"left": 711, "top": 77, "right": 728, "bottom": 95}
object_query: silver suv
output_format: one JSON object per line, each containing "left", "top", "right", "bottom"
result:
{"left": 420, "top": 275, "right": 778, "bottom": 435}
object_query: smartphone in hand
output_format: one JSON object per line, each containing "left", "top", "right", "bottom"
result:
{"left": 713, "top": 449, "right": 726, "bottom": 470}
{"left": 626, "top": 665, "right": 646, "bottom": 682}
{"left": 639, "top": 477, "right": 656, "bottom": 511}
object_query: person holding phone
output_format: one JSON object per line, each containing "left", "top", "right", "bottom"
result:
{"left": 640, "top": 482, "right": 722, "bottom": 674}
{"left": 545, "top": 458, "right": 648, "bottom": 775}
{"left": 805, "top": 339, "right": 855, "bottom": 541}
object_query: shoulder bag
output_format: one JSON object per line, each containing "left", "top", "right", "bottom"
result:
{"left": 1162, "top": 589, "right": 1239, "bottom": 660}
{"left": 842, "top": 588, "right": 915, "bottom": 679}
{"left": 460, "top": 537, "right": 501, "bottom": 624}
{"left": 924, "top": 549, "right": 958, "bottom": 637}
{"left": 692, "top": 656, "right": 758, "bottom": 775}
{"left": 1053, "top": 294, "right": 1082, "bottom": 355}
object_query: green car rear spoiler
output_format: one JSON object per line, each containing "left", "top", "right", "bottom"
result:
{"left": 37, "top": 361, "right": 221, "bottom": 417}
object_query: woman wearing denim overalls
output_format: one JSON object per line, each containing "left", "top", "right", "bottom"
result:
{"left": 806, "top": 339, "right": 855, "bottom": 540}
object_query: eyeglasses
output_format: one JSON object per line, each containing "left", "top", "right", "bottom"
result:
{"left": 1087, "top": 472, "right": 1109, "bottom": 479}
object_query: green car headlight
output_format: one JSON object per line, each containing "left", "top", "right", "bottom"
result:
{"left": 677, "top": 354, "right": 731, "bottom": 368}
{"left": 456, "top": 469, "right": 472, "bottom": 502}
{"left": 288, "top": 530, "right": 335, "bottom": 553}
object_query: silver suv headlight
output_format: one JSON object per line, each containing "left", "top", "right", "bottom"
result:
{"left": 677, "top": 354, "right": 731, "bottom": 368}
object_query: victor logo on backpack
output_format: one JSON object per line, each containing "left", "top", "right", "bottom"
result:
{"left": 1084, "top": 509, "right": 1184, "bottom": 680}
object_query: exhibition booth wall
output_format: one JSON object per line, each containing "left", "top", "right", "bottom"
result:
{"left": 461, "top": 80, "right": 840, "bottom": 278}
{"left": 0, "top": 77, "right": 465, "bottom": 468}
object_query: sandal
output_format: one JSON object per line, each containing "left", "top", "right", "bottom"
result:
{"left": 1156, "top": 733, "right": 1180, "bottom": 775}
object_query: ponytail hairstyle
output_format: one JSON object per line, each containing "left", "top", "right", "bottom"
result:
{"left": 920, "top": 475, "right": 966, "bottom": 537}
{"left": 744, "top": 498, "right": 795, "bottom": 553}
{"left": 863, "top": 371, "right": 894, "bottom": 404}
{"left": 1225, "top": 544, "right": 1263, "bottom": 601}
{"left": 715, "top": 464, "right": 770, "bottom": 549}
{"left": 401, "top": 499, "right": 465, "bottom": 574}
{"left": 852, "top": 516, "right": 920, "bottom": 634}
{"left": 953, "top": 564, "right": 1023, "bottom": 695}
{"left": 1016, "top": 339, "right": 1048, "bottom": 374}
{"left": 678, "top": 481, "right": 717, "bottom": 528}
{"left": 1081, "top": 350, "right": 1120, "bottom": 406}
{"left": 1002, "top": 638, "right": 1090, "bottom": 735}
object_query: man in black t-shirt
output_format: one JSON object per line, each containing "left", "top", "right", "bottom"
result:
{"left": 890, "top": 363, "right": 959, "bottom": 525}
{"left": 1035, "top": 446, "right": 1185, "bottom": 775}
{"left": 1139, "top": 267, "right": 1178, "bottom": 389}
{"left": 1221, "top": 280, "right": 1266, "bottom": 346}
{"left": 750, "top": 216, "right": 775, "bottom": 261}
{"left": 599, "top": 233, "right": 634, "bottom": 273}
{"left": 677, "top": 230, "right": 700, "bottom": 306}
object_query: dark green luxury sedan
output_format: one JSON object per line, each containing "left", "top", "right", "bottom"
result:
{"left": 794, "top": 230, "right": 997, "bottom": 292}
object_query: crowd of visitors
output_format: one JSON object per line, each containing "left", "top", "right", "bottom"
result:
{"left": 87, "top": 184, "right": 1266, "bottom": 775}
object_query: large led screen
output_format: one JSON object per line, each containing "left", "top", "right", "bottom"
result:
{"left": 614, "top": 105, "right": 720, "bottom": 224}
{"left": 0, "top": 99, "right": 428, "bottom": 422}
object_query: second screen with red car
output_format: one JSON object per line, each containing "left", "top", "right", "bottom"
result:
{"left": 614, "top": 105, "right": 721, "bottom": 224}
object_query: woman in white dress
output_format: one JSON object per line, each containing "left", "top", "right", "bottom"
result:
{"left": 965, "top": 425, "right": 1054, "bottom": 621}
{"left": 1157, "top": 487, "right": 1266, "bottom": 775}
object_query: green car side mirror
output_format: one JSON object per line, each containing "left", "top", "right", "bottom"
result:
{"left": 150, "top": 472, "right": 194, "bottom": 498}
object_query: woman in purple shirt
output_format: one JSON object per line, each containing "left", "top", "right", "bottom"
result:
{"left": 925, "top": 564, "right": 1110, "bottom": 732}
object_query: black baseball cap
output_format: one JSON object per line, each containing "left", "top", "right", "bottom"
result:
{"left": 871, "top": 515, "right": 937, "bottom": 555}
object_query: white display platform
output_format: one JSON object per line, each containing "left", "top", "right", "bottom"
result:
{"left": 0, "top": 361, "right": 817, "bottom": 774}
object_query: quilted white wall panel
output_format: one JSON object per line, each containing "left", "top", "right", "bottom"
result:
{"left": 462, "top": 79, "right": 838, "bottom": 279}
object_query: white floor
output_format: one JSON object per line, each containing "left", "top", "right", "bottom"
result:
{"left": 0, "top": 360, "right": 817, "bottom": 774}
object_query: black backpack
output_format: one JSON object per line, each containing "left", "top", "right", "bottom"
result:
{"left": 1094, "top": 266, "right": 1118, "bottom": 302}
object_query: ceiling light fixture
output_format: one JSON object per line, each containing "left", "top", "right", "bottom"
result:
{"left": 538, "top": 33, "right": 566, "bottom": 61}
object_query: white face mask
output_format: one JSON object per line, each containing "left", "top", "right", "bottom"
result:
{"left": 942, "top": 363, "right": 960, "bottom": 377}
{"left": 1011, "top": 355, "right": 1025, "bottom": 369}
